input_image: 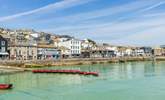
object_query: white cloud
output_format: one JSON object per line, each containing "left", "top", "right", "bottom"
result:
{"left": 1, "top": 0, "right": 165, "bottom": 46}
{"left": 41, "top": 10, "right": 165, "bottom": 46}
{"left": 0, "top": 0, "right": 93, "bottom": 22}
{"left": 110, "top": 26, "right": 165, "bottom": 46}
{"left": 43, "top": 12, "right": 165, "bottom": 35}
{"left": 35, "top": 0, "right": 163, "bottom": 24}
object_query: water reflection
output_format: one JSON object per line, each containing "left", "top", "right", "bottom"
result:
{"left": 0, "top": 61, "right": 165, "bottom": 93}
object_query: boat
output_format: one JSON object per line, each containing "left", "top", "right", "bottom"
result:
{"left": 0, "top": 84, "right": 13, "bottom": 89}
{"left": 32, "top": 70, "right": 99, "bottom": 76}
{"left": 79, "top": 72, "right": 99, "bottom": 76}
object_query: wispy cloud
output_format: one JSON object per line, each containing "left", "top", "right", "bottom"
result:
{"left": 41, "top": 0, "right": 165, "bottom": 32}
{"left": 139, "top": 1, "right": 165, "bottom": 12}
{"left": 0, "top": 0, "right": 93, "bottom": 22}
{"left": 34, "top": 0, "right": 162, "bottom": 24}
{"left": 40, "top": 0, "right": 165, "bottom": 46}
{"left": 1, "top": 0, "right": 165, "bottom": 46}
{"left": 110, "top": 25, "right": 165, "bottom": 46}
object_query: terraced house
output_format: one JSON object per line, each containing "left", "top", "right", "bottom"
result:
{"left": 9, "top": 31, "right": 37, "bottom": 60}
{"left": 0, "top": 35, "right": 9, "bottom": 60}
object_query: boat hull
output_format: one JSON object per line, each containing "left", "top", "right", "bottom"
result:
{"left": 0, "top": 84, "right": 13, "bottom": 89}
{"left": 32, "top": 70, "right": 99, "bottom": 76}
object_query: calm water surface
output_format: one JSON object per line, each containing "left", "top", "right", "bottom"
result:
{"left": 0, "top": 61, "right": 165, "bottom": 100}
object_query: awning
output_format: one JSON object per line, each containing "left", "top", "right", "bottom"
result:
{"left": 0, "top": 52, "right": 9, "bottom": 55}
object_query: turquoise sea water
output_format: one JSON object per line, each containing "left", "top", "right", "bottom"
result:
{"left": 0, "top": 61, "right": 165, "bottom": 100}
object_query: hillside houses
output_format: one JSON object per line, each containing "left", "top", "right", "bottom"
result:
{"left": 0, "top": 27, "right": 164, "bottom": 60}
{"left": 81, "top": 39, "right": 96, "bottom": 50}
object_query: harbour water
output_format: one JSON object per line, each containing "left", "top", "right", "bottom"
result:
{"left": 0, "top": 61, "right": 165, "bottom": 100}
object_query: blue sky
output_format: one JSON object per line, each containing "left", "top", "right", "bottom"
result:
{"left": 0, "top": 0, "right": 165, "bottom": 46}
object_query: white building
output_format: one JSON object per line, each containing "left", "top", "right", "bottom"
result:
{"left": 116, "top": 51, "right": 126, "bottom": 57}
{"left": 106, "top": 46, "right": 118, "bottom": 53}
{"left": 37, "top": 45, "right": 61, "bottom": 60}
{"left": 125, "top": 48, "right": 133, "bottom": 56}
{"left": 58, "top": 38, "right": 81, "bottom": 57}
{"left": 53, "top": 37, "right": 69, "bottom": 47}
{"left": 133, "top": 48, "right": 145, "bottom": 56}
{"left": 81, "top": 39, "right": 95, "bottom": 50}
{"left": 59, "top": 46, "right": 70, "bottom": 58}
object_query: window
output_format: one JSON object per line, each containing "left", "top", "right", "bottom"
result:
{"left": 1, "top": 41, "right": 5, "bottom": 45}
{"left": 19, "top": 50, "right": 21, "bottom": 55}
{"left": 27, "top": 50, "right": 30, "bottom": 55}
{"left": 1, "top": 47, "right": 5, "bottom": 52}
{"left": 32, "top": 50, "right": 34, "bottom": 55}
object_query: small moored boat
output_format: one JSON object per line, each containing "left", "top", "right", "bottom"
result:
{"left": 0, "top": 84, "right": 13, "bottom": 89}
{"left": 32, "top": 70, "right": 99, "bottom": 76}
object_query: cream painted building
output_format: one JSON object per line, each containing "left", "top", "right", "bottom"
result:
{"left": 9, "top": 30, "right": 38, "bottom": 60}
{"left": 9, "top": 45, "right": 37, "bottom": 60}
{"left": 153, "top": 48, "right": 165, "bottom": 56}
